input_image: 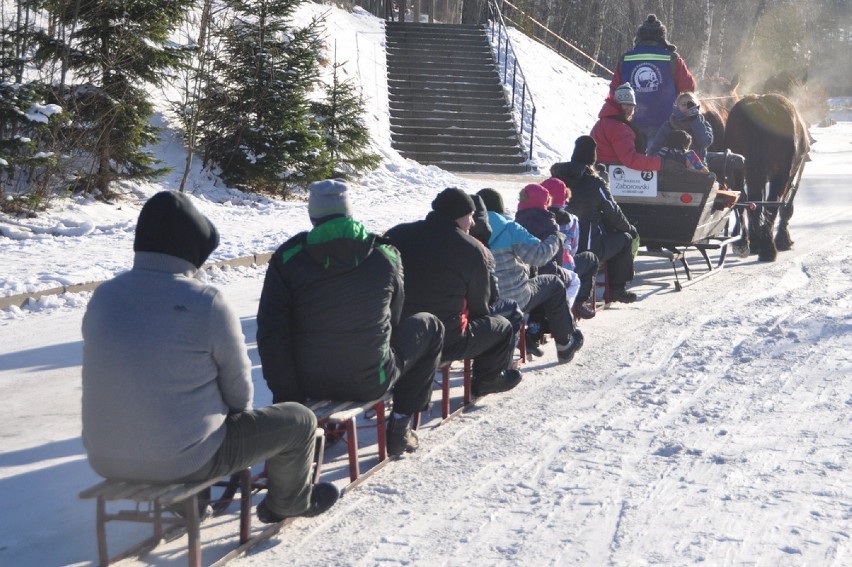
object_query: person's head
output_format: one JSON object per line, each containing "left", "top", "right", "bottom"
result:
{"left": 468, "top": 193, "right": 492, "bottom": 246}
{"left": 477, "top": 188, "right": 505, "bottom": 215}
{"left": 308, "top": 179, "right": 352, "bottom": 226}
{"left": 635, "top": 14, "right": 673, "bottom": 49}
{"left": 665, "top": 130, "right": 692, "bottom": 152}
{"left": 133, "top": 191, "right": 220, "bottom": 269}
{"left": 517, "top": 183, "right": 551, "bottom": 211}
{"left": 614, "top": 83, "right": 636, "bottom": 118}
{"left": 432, "top": 187, "right": 476, "bottom": 232}
{"left": 675, "top": 92, "right": 700, "bottom": 114}
{"left": 540, "top": 177, "right": 570, "bottom": 207}
{"left": 571, "top": 135, "right": 597, "bottom": 166}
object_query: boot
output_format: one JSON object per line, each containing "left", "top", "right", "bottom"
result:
{"left": 524, "top": 330, "right": 545, "bottom": 357}
{"left": 572, "top": 302, "right": 596, "bottom": 320}
{"left": 386, "top": 415, "right": 418, "bottom": 456}
{"left": 472, "top": 368, "right": 522, "bottom": 396}
{"left": 609, "top": 287, "right": 637, "bottom": 304}
{"left": 556, "top": 328, "right": 584, "bottom": 363}
{"left": 256, "top": 482, "right": 340, "bottom": 523}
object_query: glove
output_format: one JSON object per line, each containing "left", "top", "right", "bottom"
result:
{"left": 685, "top": 102, "right": 701, "bottom": 118}
{"left": 627, "top": 225, "right": 639, "bottom": 239}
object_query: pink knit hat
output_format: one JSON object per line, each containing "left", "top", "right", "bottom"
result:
{"left": 517, "top": 183, "right": 551, "bottom": 211}
{"left": 540, "top": 177, "right": 568, "bottom": 207}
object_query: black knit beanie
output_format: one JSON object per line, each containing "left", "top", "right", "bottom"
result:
{"left": 133, "top": 191, "right": 220, "bottom": 269}
{"left": 636, "top": 14, "right": 676, "bottom": 50}
{"left": 477, "top": 188, "right": 505, "bottom": 215}
{"left": 432, "top": 187, "right": 475, "bottom": 220}
{"left": 571, "top": 135, "right": 597, "bottom": 166}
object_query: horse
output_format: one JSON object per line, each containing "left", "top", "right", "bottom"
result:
{"left": 725, "top": 93, "right": 811, "bottom": 262}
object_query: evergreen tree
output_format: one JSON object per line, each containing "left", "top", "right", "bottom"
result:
{"left": 33, "top": 0, "right": 195, "bottom": 198}
{"left": 0, "top": 1, "right": 65, "bottom": 213}
{"left": 311, "top": 59, "right": 380, "bottom": 179}
{"left": 199, "top": 0, "right": 325, "bottom": 197}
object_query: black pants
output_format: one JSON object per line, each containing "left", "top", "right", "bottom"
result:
{"left": 387, "top": 312, "right": 445, "bottom": 414}
{"left": 523, "top": 274, "right": 575, "bottom": 344}
{"left": 442, "top": 314, "right": 513, "bottom": 382}
{"left": 597, "top": 232, "right": 634, "bottom": 290}
{"left": 574, "top": 250, "right": 600, "bottom": 303}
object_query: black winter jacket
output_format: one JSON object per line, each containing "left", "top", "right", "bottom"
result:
{"left": 385, "top": 211, "right": 492, "bottom": 342}
{"left": 550, "top": 161, "right": 634, "bottom": 257}
{"left": 257, "top": 217, "right": 403, "bottom": 404}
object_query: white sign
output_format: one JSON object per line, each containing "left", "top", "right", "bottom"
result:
{"left": 608, "top": 166, "right": 657, "bottom": 197}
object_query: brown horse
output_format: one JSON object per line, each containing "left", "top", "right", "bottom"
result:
{"left": 725, "top": 93, "right": 811, "bottom": 261}
{"left": 699, "top": 74, "right": 740, "bottom": 151}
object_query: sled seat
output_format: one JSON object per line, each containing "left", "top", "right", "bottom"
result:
{"left": 79, "top": 469, "right": 253, "bottom": 567}
{"left": 306, "top": 392, "right": 393, "bottom": 482}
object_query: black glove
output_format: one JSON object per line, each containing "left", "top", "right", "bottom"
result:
{"left": 627, "top": 225, "right": 639, "bottom": 239}
{"left": 685, "top": 102, "right": 701, "bottom": 118}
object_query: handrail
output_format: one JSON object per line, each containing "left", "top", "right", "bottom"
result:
{"left": 486, "top": 0, "right": 536, "bottom": 162}
{"left": 498, "top": 0, "right": 613, "bottom": 78}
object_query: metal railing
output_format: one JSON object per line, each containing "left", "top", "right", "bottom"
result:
{"left": 487, "top": 0, "right": 536, "bottom": 161}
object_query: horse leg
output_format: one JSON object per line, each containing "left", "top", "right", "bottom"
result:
{"left": 774, "top": 165, "right": 801, "bottom": 252}
{"left": 757, "top": 197, "right": 781, "bottom": 262}
{"left": 730, "top": 165, "right": 751, "bottom": 257}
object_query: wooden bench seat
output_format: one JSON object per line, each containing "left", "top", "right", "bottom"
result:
{"left": 305, "top": 392, "right": 393, "bottom": 482}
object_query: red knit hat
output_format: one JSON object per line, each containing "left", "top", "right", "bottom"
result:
{"left": 517, "top": 183, "right": 551, "bottom": 211}
{"left": 540, "top": 177, "right": 568, "bottom": 207}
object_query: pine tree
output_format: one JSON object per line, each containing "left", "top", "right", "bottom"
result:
{"left": 33, "top": 0, "right": 195, "bottom": 198}
{"left": 199, "top": 0, "right": 325, "bottom": 197}
{"left": 311, "top": 59, "right": 380, "bottom": 179}
{"left": 0, "top": 1, "right": 65, "bottom": 213}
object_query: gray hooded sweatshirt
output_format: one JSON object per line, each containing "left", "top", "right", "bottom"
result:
{"left": 82, "top": 192, "right": 252, "bottom": 481}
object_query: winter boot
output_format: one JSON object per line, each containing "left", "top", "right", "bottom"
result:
{"left": 556, "top": 328, "right": 584, "bottom": 363}
{"left": 472, "top": 368, "right": 522, "bottom": 396}
{"left": 256, "top": 482, "right": 340, "bottom": 523}
{"left": 524, "top": 321, "right": 545, "bottom": 357}
{"left": 609, "top": 287, "right": 637, "bottom": 304}
{"left": 386, "top": 415, "right": 419, "bottom": 456}
{"left": 572, "top": 301, "right": 596, "bottom": 320}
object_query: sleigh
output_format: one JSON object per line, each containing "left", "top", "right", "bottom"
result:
{"left": 606, "top": 164, "right": 742, "bottom": 290}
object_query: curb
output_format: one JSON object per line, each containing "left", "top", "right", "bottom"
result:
{"left": 0, "top": 252, "right": 274, "bottom": 311}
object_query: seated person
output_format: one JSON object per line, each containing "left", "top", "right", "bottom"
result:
{"left": 590, "top": 83, "right": 664, "bottom": 172}
{"left": 647, "top": 92, "right": 714, "bottom": 161}
{"left": 82, "top": 191, "right": 339, "bottom": 526}
{"left": 386, "top": 188, "right": 522, "bottom": 397}
{"left": 257, "top": 180, "right": 444, "bottom": 458}
{"left": 656, "top": 130, "right": 710, "bottom": 173}
{"left": 551, "top": 136, "right": 640, "bottom": 304}
{"left": 476, "top": 188, "right": 584, "bottom": 363}
{"left": 540, "top": 177, "right": 600, "bottom": 319}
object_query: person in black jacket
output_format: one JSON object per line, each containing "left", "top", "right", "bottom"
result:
{"left": 551, "top": 136, "right": 639, "bottom": 303}
{"left": 257, "top": 180, "right": 444, "bottom": 457}
{"left": 385, "top": 188, "right": 521, "bottom": 396}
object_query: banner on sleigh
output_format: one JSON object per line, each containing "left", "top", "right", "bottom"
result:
{"left": 608, "top": 166, "right": 657, "bottom": 198}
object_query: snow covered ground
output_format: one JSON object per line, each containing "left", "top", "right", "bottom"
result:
{"left": 0, "top": 4, "right": 850, "bottom": 566}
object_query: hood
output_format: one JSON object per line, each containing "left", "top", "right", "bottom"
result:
{"left": 305, "top": 217, "right": 380, "bottom": 272}
{"left": 133, "top": 191, "right": 219, "bottom": 269}
{"left": 550, "top": 161, "right": 589, "bottom": 188}
{"left": 598, "top": 97, "right": 625, "bottom": 119}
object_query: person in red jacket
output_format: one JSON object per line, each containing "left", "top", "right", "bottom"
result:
{"left": 591, "top": 83, "right": 663, "bottom": 172}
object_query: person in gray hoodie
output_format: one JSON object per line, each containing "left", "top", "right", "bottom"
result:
{"left": 81, "top": 191, "right": 338, "bottom": 524}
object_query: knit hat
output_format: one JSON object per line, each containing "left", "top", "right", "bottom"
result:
{"left": 431, "top": 187, "right": 475, "bottom": 220}
{"left": 134, "top": 191, "right": 219, "bottom": 269}
{"left": 477, "top": 188, "right": 505, "bottom": 215}
{"left": 517, "top": 184, "right": 551, "bottom": 211}
{"left": 614, "top": 83, "right": 636, "bottom": 106}
{"left": 308, "top": 179, "right": 351, "bottom": 224}
{"left": 571, "top": 135, "right": 597, "bottom": 166}
{"left": 540, "top": 177, "right": 568, "bottom": 207}
{"left": 637, "top": 14, "right": 666, "bottom": 43}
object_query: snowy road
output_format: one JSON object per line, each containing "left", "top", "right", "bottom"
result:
{"left": 1, "top": 125, "right": 851, "bottom": 566}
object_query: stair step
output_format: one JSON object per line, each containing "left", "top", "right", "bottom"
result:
{"left": 424, "top": 161, "right": 533, "bottom": 174}
{"left": 390, "top": 117, "right": 515, "bottom": 130}
{"left": 392, "top": 140, "right": 522, "bottom": 153}
{"left": 389, "top": 99, "right": 511, "bottom": 112}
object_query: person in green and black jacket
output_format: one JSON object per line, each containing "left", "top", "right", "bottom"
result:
{"left": 257, "top": 180, "right": 444, "bottom": 459}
